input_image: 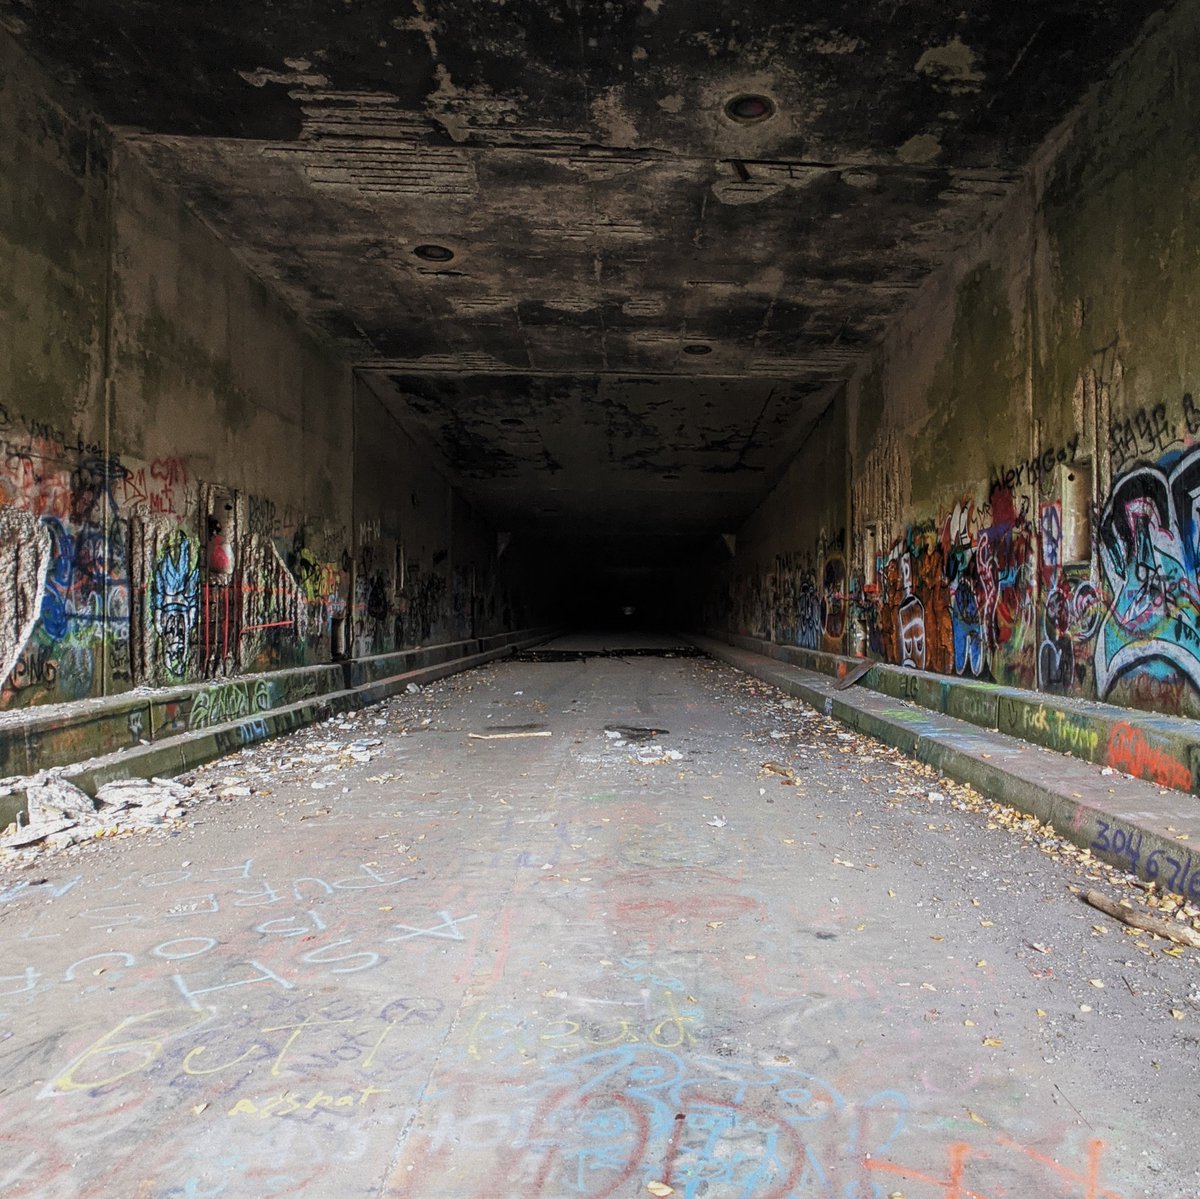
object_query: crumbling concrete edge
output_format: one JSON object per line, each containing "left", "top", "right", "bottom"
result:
{"left": 690, "top": 635, "right": 1200, "bottom": 895}
{"left": 1, "top": 631, "right": 555, "bottom": 830}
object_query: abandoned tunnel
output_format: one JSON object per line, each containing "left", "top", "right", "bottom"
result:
{"left": 2, "top": 0, "right": 1199, "bottom": 711}
{"left": 3, "top": 2, "right": 1200, "bottom": 1196}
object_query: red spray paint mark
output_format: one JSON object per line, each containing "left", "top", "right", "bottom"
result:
{"left": 1106, "top": 722, "right": 1192, "bottom": 790}
{"left": 997, "top": 1136, "right": 1122, "bottom": 1199}
{"left": 867, "top": 1137, "right": 1126, "bottom": 1199}
{"left": 865, "top": 1140, "right": 982, "bottom": 1199}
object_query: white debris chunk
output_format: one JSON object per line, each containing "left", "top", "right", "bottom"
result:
{"left": 95, "top": 777, "right": 188, "bottom": 809}
{"left": 27, "top": 778, "right": 99, "bottom": 824}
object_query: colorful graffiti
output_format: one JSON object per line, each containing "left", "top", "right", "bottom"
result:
{"left": 1105, "top": 722, "right": 1192, "bottom": 789}
{"left": 1094, "top": 447, "right": 1200, "bottom": 698}
{"left": 720, "top": 535, "right": 848, "bottom": 656}
{"left": 0, "top": 447, "right": 134, "bottom": 702}
{"left": 0, "top": 409, "right": 351, "bottom": 708}
{"left": 710, "top": 388, "right": 1200, "bottom": 728}
{"left": 849, "top": 489, "right": 1037, "bottom": 683}
{"left": 820, "top": 554, "right": 846, "bottom": 641}
{"left": 151, "top": 531, "right": 200, "bottom": 680}
{"left": 1037, "top": 497, "right": 1104, "bottom": 695}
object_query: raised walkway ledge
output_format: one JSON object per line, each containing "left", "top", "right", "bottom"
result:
{"left": 690, "top": 632, "right": 1200, "bottom": 895}
{"left": 0, "top": 628, "right": 557, "bottom": 828}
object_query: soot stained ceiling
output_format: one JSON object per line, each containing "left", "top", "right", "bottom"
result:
{"left": 1, "top": 0, "right": 1167, "bottom": 538}
{"left": 366, "top": 372, "right": 825, "bottom": 534}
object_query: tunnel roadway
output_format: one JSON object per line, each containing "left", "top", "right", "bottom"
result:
{"left": 0, "top": 643, "right": 1196, "bottom": 1198}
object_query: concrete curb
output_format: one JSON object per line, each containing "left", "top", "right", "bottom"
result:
{"left": 0, "top": 663, "right": 344, "bottom": 782}
{"left": 690, "top": 635, "right": 1200, "bottom": 898}
{"left": 1, "top": 629, "right": 555, "bottom": 830}
{"left": 705, "top": 629, "right": 1200, "bottom": 798}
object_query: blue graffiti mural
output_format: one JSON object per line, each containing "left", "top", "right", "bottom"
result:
{"left": 152, "top": 531, "right": 201, "bottom": 680}
{"left": 1095, "top": 447, "right": 1200, "bottom": 697}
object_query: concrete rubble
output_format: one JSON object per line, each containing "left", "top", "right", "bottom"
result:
{"left": 0, "top": 695, "right": 430, "bottom": 862}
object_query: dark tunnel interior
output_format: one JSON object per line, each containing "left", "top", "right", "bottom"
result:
{"left": 2, "top": 0, "right": 1199, "bottom": 721}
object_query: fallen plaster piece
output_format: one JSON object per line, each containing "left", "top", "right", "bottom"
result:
{"left": 0, "top": 818, "right": 78, "bottom": 849}
{"left": 27, "top": 778, "right": 97, "bottom": 823}
{"left": 468, "top": 730, "right": 553, "bottom": 741}
{"left": 95, "top": 778, "right": 189, "bottom": 808}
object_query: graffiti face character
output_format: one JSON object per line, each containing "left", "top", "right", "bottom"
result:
{"left": 153, "top": 534, "right": 200, "bottom": 679}
{"left": 898, "top": 596, "right": 927, "bottom": 669}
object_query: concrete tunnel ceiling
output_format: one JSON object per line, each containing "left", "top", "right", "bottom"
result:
{"left": 0, "top": 0, "right": 1167, "bottom": 538}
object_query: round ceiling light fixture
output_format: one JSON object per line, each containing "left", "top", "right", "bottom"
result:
{"left": 724, "top": 93, "right": 776, "bottom": 124}
{"left": 413, "top": 243, "right": 455, "bottom": 262}
{"left": 683, "top": 343, "right": 713, "bottom": 355}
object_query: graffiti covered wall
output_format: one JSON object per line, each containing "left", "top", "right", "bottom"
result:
{"left": 0, "top": 34, "right": 526, "bottom": 710}
{"left": 709, "top": 1, "right": 1200, "bottom": 723}
{"left": 843, "top": 0, "right": 1200, "bottom": 721}
{"left": 347, "top": 382, "right": 535, "bottom": 660}
{"left": 0, "top": 405, "right": 352, "bottom": 707}
{"left": 706, "top": 390, "right": 849, "bottom": 655}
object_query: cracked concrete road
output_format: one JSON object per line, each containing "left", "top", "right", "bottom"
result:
{"left": 1, "top": 652, "right": 1197, "bottom": 1198}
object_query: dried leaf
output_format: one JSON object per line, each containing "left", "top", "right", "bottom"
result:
{"left": 982, "top": 1037, "right": 1003, "bottom": 1048}
{"left": 761, "top": 761, "right": 797, "bottom": 782}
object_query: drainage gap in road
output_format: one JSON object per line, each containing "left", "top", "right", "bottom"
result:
{"left": 513, "top": 647, "right": 705, "bottom": 662}
{"left": 604, "top": 725, "right": 669, "bottom": 742}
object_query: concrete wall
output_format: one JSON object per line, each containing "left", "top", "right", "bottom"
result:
{"left": 712, "top": 2, "right": 1200, "bottom": 722}
{"left": 349, "top": 381, "right": 533, "bottom": 658}
{"left": 0, "top": 32, "right": 521, "bottom": 711}
{"left": 706, "top": 389, "right": 848, "bottom": 652}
